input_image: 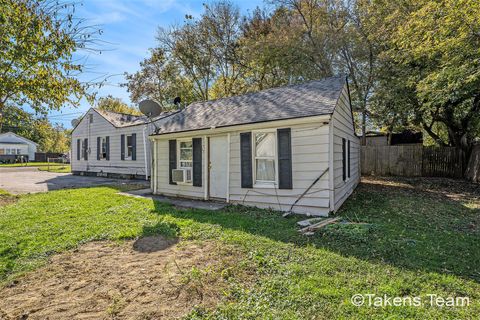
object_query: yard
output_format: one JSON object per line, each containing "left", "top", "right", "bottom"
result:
{"left": 0, "top": 177, "right": 479, "bottom": 319}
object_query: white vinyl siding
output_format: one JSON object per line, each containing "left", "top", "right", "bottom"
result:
{"left": 154, "top": 138, "right": 205, "bottom": 199}
{"left": 332, "top": 86, "right": 360, "bottom": 211}
{"left": 0, "top": 133, "right": 37, "bottom": 160}
{"left": 229, "top": 122, "right": 331, "bottom": 216}
{"left": 71, "top": 109, "right": 153, "bottom": 177}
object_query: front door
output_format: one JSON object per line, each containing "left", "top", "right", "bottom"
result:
{"left": 209, "top": 135, "right": 228, "bottom": 199}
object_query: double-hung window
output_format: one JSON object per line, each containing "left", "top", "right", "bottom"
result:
{"left": 178, "top": 140, "right": 193, "bottom": 169}
{"left": 126, "top": 135, "right": 133, "bottom": 159}
{"left": 254, "top": 131, "right": 276, "bottom": 185}
{"left": 101, "top": 137, "right": 107, "bottom": 159}
{"left": 81, "top": 140, "right": 86, "bottom": 159}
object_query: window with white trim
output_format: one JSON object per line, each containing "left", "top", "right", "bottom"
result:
{"left": 81, "top": 140, "right": 86, "bottom": 159}
{"left": 178, "top": 140, "right": 193, "bottom": 168}
{"left": 100, "top": 137, "right": 107, "bottom": 159}
{"left": 254, "top": 131, "right": 276, "bottom": 184}
{"left": 126, "top": 135, "right": 133, "bottom": 159}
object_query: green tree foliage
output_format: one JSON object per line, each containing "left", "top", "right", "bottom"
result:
{"left": 126, "top": 0, "right": 479, "bottom": 155}
{"left": 367, "top": 0, "right": 480, "bottom": 152}
{"left": 123, "top": 48, "right": 195, "bottom": 108}
{"left": 96, "top": 96, "right": 141, "bottom": 115}
{"left": 0, "top": 0, "right": 101, "bottom": 131}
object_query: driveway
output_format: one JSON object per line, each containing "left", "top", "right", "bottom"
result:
{"left": 0, "top": 167, "right": 149, "bottom": 194}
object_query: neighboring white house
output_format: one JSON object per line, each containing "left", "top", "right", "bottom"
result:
{"left": 0, "top": 132, "right": 38, "bottom": 162}
{"left": 150, "top": 76, "right": 360, "bottom": 216}
{"left": 71, "top": 108, "right": 175, "bottom": 179}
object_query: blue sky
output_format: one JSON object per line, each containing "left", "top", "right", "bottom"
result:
{"left": 46, "top": 0, "right": 265, "bottom": 128}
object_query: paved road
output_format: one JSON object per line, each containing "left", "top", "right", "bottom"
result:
{"left": 0, "top": 167, "right": 148, "bottom": 194}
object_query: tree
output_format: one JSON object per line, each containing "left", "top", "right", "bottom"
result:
{"left": 124, "top": 48, "right": 195, "bottom": 108}
{"left": 0, "top": 0, "right": 101, "bottom": 131}
{"left": 368, "top": 0, "right": 480, "bottom": 155}
{"left": 96, "top": 96, "right": 141, "bottom": 115}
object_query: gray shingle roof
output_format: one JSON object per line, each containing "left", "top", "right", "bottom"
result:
{"left": 95, "top": 109, "right": 176, "bottom": 127}
{"left": 153, "top": 76, "right": 346, "bottom": 135}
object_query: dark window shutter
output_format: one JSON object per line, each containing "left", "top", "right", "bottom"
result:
{"left": 277, "top": 128, "right": 293, "bottom": 189}
{"left": 169, "top": 140, "right": 177, "bottom": 185}
{"left": 97, "top": 137, "right": 101, "bottom": 160}
{"left": 132, "top": 133, "right": 137, "bottom": 160}
{"left": 347, "top": 140, "right": 351, "bottom": 178}
{"left": 106, "top": 136, "right": 110, "bottom": 160}
{"left": 77, "top": 139, "right": 80, "bottom": 160}
{"left": 192, "top": 138, "right": 202, "bottom": 187}
{"left": 84, "top": 138, "right": 88, "bottom": 160}
{"left": 121, "top": 134, "right": 125, "bottom": 160}
{"left": 240, "top": 132, "right": 253, "bottom": 188}
{"left": 342, "top": 138, "right": 346, "bottom": 181}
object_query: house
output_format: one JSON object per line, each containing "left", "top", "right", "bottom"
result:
{"left": 71, "top": 108, "right": 175, "bottom": 179}
{"left": 150, "top": 76, "right": 360, "bottom": 216}
{"left": 0, "top": 132, "right": 38, "bottom": 163}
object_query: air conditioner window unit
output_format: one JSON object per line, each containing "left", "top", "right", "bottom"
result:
{"left": 172, "top": 168, "right": 192, "bottom": 183}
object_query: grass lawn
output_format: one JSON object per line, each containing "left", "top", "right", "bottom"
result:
{"left": 0, "top": 161, "right": 71, "bottom": 173}
{"left": 0, "top": 178, "right": 479, "bottom": 318}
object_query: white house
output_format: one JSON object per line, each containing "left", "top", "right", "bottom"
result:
{"left": 0, "top": 132, "right": 38, "bottom": 162}
{"left": 71, "top": 108, "right": 175, "bottom": 179}
{"left": 150, "top": 76, "right": 360, "bottom": 216}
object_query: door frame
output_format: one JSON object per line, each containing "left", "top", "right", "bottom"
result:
{"left": 208, "top": 133, "right": 230, "bottom": 201}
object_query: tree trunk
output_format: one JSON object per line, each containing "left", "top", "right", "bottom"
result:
{"left": 361, "top": 108, "right": 366, "bottom": 145}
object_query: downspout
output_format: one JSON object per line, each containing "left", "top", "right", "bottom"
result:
{"left": 143, "top": 124, "right": 148, "bottom": 181}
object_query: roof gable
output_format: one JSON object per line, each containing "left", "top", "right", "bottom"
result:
{"left": 0, "top": 132, "right": 38, "bottom": 146}
{"left": 154, "top": 76, "right": 346, "bottom": 135}
{"left": 71, "top": 108, "right": 177, "bottom": 132}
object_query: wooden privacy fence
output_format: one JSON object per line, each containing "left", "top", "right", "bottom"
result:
{"left": 361, "top": 145, "right": 466, "bottom": 178}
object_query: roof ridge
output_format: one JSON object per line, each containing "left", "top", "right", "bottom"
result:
{"left": 94, "top": 108, "right": 144, "bottom": 117}
{"left": 186, "top": 75, "right": 345, "bottom": 108}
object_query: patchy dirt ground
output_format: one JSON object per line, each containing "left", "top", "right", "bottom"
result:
{"left": 0, "top": 237, "right": 248, "bottom": 320}
{"left": 362, "top": 176, "right": 480, "bottom": 206}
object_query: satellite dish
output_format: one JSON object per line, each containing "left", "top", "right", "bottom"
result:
{"left": 139, "top": 99, "right": 162, "bottom": 118}
{"left": 71, "top": 119, "right": 80, "bottom": 127}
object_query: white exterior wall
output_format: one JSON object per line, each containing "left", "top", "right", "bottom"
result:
{"left": 152, "top": 117, "right": 332, "bottom": 216}
{"left": 71, "top": 109, "right": 152, "bottom": 177}
{"left": 153, "top": 137, "right": 206, "bottom": 199}
{"left": 0, "top": 132, "right": 37, "bottom": 160}
{"left": 331, "top": 86, "right": 360, "bottom": 211}
{"left": 0, "top": 143, "right": 30, "bottom": 156}
{"left": 228, "top": 122, "right": 331, "bottom": 216}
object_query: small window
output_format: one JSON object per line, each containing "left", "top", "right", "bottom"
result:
{"left": 100, "top": 137, "right": 107, "bottom": 159}
{"left": 81, "top": 140, "right": 86, "bottom": 159}
{"left": 126, "top": 135, "right": 133, "bottom": 158}
{"left": 254, "top": 132, "right": 276, "bottom": 184}
{"left": 89, "top": 114, "right": 93, "bottom": 123}
{"left": 178, "top": 140, "right": 193, "bottom": 168}
{"left": 0, "top": 149, "right": 4, "bottom": 155}
{"left": 17, "top": 149, "right": 21, "bottom": 155}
